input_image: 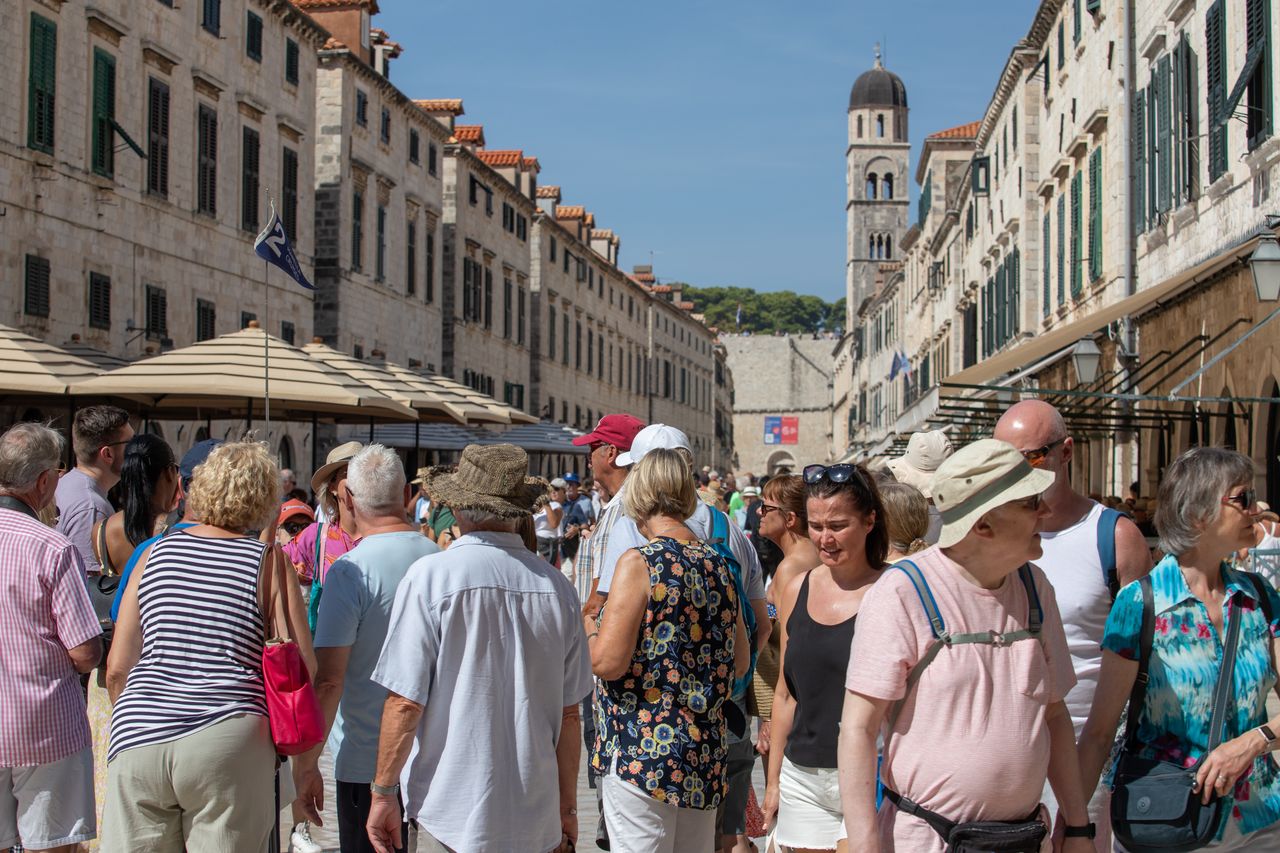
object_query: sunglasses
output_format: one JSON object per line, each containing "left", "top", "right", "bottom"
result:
{"left": 802, "top": 463, "right": 867, "bottom": 486}
{"left": 1011, "top": 492, "right": 1045, "bottom": 511}
{"left": 758, "top": 503, "right": 784, "bottom": 517}
{"left": 1019, "top": 437, "right": 1066, "bottom": 467}
{"left": 1223, "top": 489, "right": 1258, "bottom": 512}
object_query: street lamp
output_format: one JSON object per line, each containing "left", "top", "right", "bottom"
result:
{"left": 1250, "top": 228, "right": 1280, "bottom": 301}
{"left": 1073, "top": 337, "right": 1102, "bottom": 385}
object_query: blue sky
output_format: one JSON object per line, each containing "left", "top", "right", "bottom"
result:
{"left": 377, "top": 1, "right": 1035, "bottom": 302}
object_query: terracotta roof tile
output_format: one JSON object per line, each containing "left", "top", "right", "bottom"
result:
{"left": 295, "top": 0, "right": 380, "bottom": 11}
{"left": 453, "top": 125, "right": 485, "bottom": 145}
{"left": 321, "top": 36, "right": 348, "bottom": 50}
{"left": 414, "top": 98, "right": 464, "bottom": 115}
{"left": 536, "top": 186, "right": 561, "bottom": 198}
{"left": 591, "top": 229, "right": 615, "bottom": 239}
{"left": 584, "top": 213, "right": 596, "bottom": 227}
{"left": 927, "top": 120, "right": 982, "bottom": 140}
{"left": 651, "top": 283, "right": 671, "bottom": 292}
{"left": 555, "top": 205, "right": 585, "bottom": 220}
{"left": 476, "top": 149, "right": 523, "bottom": 167}
{"left": 678, "top": 301, "right": 695, "bottom": 310}
{"left": 521, "top": 157, "right": 540, "bottom": 172}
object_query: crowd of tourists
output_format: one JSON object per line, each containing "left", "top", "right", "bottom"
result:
{"left": 2, "top": 399, "right": 1280, "bottom": 853}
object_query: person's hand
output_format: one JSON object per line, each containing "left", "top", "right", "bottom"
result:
{"left": 292, "top": 758, "right": 324, "bottom": 825}
{"left": 756, "top": 720, "right": 771, "bottom": 756}
{"left": 762, "top": 783, "right": 779, "bottom": 830}
{"left": 553, "top": 806, "right": 578, "bottom": 852}
{"left": 366, "top": 793, "right": 403, "bottom": 853}
{"left": 1194, "top": 733, "right": 1262, "bottom": 804}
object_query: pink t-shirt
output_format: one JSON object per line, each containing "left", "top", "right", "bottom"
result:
{"left": 846, "top": 545, "right": 1075, "bottom": 852}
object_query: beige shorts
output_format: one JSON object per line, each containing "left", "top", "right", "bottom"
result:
{"left": 0, "top": 746, "right": 95, "bottom": 850}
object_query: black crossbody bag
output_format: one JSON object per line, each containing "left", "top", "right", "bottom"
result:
{"left": 1109, "top": 574, "right": 1256, "bottom": 852}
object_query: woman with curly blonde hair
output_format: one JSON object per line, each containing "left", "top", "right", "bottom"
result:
{"left": 102, "top": 440, "right": 314, "bottom": 852}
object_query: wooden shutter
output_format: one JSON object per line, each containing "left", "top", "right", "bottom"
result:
{"left": 24, "top": 255, "right": 50, "bottom": 318}
{"left": 282, "top": 147, "right": 298, "bottom": 238}
{"left": 92, "top": 48, "right": 115, "bottom": 177}
{"left": 241, "top": 126, "right": 260, "bottom": 231}
{"left": 27, "top": 14, "right": 56, "bottom": 152}
{"left": 1071, "top": 171, "right": 1083, "bottom": 296}
{"left": 1133, "top": 88, "right": 1146, "bottom": 232}
{"left": 148, "top": 78, "right": 170, "bottom": 196}
{"left": 1245, "top": 0, "right": 1272, "bottom": 147}
{"left": 1043, "top": 206, "right": 1052, "bottom": 316}
{"left": 1156, "top": 54, "right": 1173, "bottom": 213}
{"left": 1089, "top": 149, "right": 1103, "bottom": 281}
{"left": 1073, "top": 0, "right": 1082, "bottom": 43}
{"left": 197, "top": 105, "right": 218, "bottom": 215}
{"left": 406, "top": 219, "right": 416, "bottom": 296}
{"left": 1010, "top": 248, "right": 1021, "bottom": 337}
{"left": 286, "top": 39, "right": 300, "bottom": 85}
{"left": 1057, "top": 195, "right": 1066, "bottom": 305}
{"left": 1206, "top": 0, "right": 1228, "bottom": 180}
{"left": 88, "top": 272, "right": 111, "bottom": 329}
{"left": 246, "top": 11, "right": 263, "bottom": 61}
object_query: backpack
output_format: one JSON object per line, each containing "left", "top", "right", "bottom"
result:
{"left": 1097, "top": 507, "right": 1124, "bottom": 600}
{"left": 886, "top": 559, "right": 1043, "bottom": 729}
{"left": 707, "top": 505, "right": 758, "bottom": 700}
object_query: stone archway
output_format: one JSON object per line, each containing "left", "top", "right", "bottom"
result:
{"left": 766, "top": 449, "right": 797, "bottom": 475}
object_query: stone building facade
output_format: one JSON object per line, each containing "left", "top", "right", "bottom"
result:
{"left": 5, "top": 0, "right": 326, "bottom": 471}
{"left": 645, "top": 276, "right": 718, "bottom": 466}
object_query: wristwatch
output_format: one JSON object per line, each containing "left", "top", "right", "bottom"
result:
{"left": 370, "top": 781, "right": 400, "bottom": 797}
{"left": 1063, "top": 823, "right": 1097, "bottom": 839}
{"left": 1257, "top": 725, "right": 1277, "bottom": 749}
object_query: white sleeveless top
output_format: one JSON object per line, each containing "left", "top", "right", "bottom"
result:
{"left": 1033, "top": 501, "right": 1111, "bottom": 736}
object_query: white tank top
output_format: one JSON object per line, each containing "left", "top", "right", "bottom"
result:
{"left": 1033, "top": 501, "right": 1111, "bottom": 737}
{"left": 1253, "top": 521, "right": 1280, "bottom": 580}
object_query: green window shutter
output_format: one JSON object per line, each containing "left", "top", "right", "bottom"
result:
{"left": 28, "top": 14, "right": 56, "bottom": 153}
{"left": 241, "top": 126, "right": 259, "bottom": 231}
{"left": 24, "top": 255, "right": 51, "bottom": 318}
{"left": 1147, "top": 77, "right": 1159, "bottom": 221}
{"left": 91, "top": 48, "right": 115, "bottom": 177}
{"left": 282, "top": 146, "right": 298, "bottom": 238}
{"left": 246, "top": 11, "right": 263, "bottom": 61}
{"left": 1206, "top": 0, "right": 1228, "bottom": 180}
{"left": 1245, "top": 0, "right": 1272, "bottom": 148}
{"left": 1058, "top": 22, "right": 1065, "bottom": 69}
{"left": 1011, "top": 248, "right": 1021, "bottom": 336}
{"left": 1089, "top": 148, "right": 1103, "bottom": 282}
{"left": 286, "top": 38, "right": 300, "bottom": 86}
{"left": 147, "top": 78, "right": 170, "bottom": 196}
{"left": 1057, "top": 194, "right": 1066, "bottom": 305}
{"left": 1133, "top": 88, "right": 1147, "bottom": 233}
{"left": 1156, "top": 54, "right": 1173, "bottom": 213}
{"left": 1171, "top": 37, "right": 1185, "bottom": 207}
{"left": 1073, "top": 0, "right": 1082, "bottom": 43}
{"left": 996, "top": 264, "right": 1006, "bottom": 348}
{"left": 197, "top": 104, "right": 217, "bottom": 214}
{"left": 1071, "top": 171, "right": 1083, "bottom": 296}
{"left": 1043, "top": 207, "right": 1052, "bottom": 317}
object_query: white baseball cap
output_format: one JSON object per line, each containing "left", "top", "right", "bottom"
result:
{"left": 886, "top": 430, "right": 954, "bottom": 498}
{"left": 616, "top": 424, "right": 691, "bottom": 466}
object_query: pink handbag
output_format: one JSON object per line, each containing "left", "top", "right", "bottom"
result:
{"left": 260, "top": 546, "right": 324, "bottom": 755}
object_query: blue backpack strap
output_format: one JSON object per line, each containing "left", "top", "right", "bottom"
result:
{"left": 887, "top": 559, "right": 947, "bottom": 640}
{"left": 708, "top": 506, "right": 757, "bottom": 699}
{"left": 1097, "top": 507, "right": 1123, "bottom": 600}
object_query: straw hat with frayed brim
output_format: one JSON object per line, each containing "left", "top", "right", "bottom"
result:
{"left": 421, "top": 443, "right": 547, "bottom": 519}
{"left": 931, "top": 439, "right": 1056, "bottom": 549}
{"left": 311, "top": 440, "right": 364, "bottom": 493}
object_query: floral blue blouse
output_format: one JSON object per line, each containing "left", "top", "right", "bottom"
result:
{"left": 1102, "top": 555, "right": 1280, "bottom": 838}
{"left": 591, "top": 537, "right": 740, "bottom": 810}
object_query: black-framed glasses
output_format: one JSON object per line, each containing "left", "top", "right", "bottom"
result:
{"left": 803, "top": 464, "right": 865, "bottom": 486}
{"left": 758, "top": 502, "right": 784, "bottom": 517}
{"left": 1019, "top": 437, "right": 1066, "bottom": 467}
{"left": 1224, "top": 488, "right": 1258, "bottom": 512}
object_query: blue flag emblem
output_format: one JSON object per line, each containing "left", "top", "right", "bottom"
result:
{"left": 254, "top": 202, "right": 314, "bottom": 290}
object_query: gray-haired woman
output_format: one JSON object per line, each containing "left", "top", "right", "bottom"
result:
{"left": 1079, "top": 447, "right": 1280, "bottom": 850}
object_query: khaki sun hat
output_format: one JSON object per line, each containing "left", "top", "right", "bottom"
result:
{"left": 421, "top": 443, "right": 547, "bottom": 518}
{"left": 310, "top": 440, "right": 364, "bottom": 493}
{"left": 930, "top": 438, "right": 1055, "bottom": 548}
{"left": 886, "top": 430, "right": 953, "bottom": 498}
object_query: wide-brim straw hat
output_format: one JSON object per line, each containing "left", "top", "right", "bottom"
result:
{"left": 311, "top": 440, "right": 363, "bottom": 493}
{"left": 421, "top": 443, "right": 547, "bottom": 519}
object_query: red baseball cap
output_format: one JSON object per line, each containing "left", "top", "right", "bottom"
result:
{"left": 572, "top": 414, "right": 646, "bottom": 451}
{"left": 277, "top": 499, "right": 315, "bottom": 527}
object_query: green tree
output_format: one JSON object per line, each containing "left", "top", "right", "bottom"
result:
{"left": 676, "top": 284, "right": 843, "bottom": 335}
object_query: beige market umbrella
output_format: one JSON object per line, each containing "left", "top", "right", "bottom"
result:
{"left": 408, "top": 369, "right": 539, "bottom": 426}
{"left": 68, "top": 323, "right": 416, "bottom": 424}
{"left": 301, "top": 340, "right": 467, "bottom": 425}
{"left": 368, "top": 360, "right": 509, "bottom": 425}
{"left": 0, "top": 324, "right": 104, "bottom": 396}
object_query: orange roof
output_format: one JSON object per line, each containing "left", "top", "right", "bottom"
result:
{"left": 555, "top": 205, "right": 585, "bottom": 220}
{"left": 453, "top": 125, "right": 485, "bottom": 145}
{"left": 536, "top": 186, "right": 561, "bottom": 198}
{"left": 651, "top": 283, "right": 671, "bottom": 292}
{"left": 295, "top": 0, "right": 380, "bottom": 10}
{"left": 584, "top": 213, "right": 596, "bottom": 227}
{"left": 927, "top": 120, "right": 982, "bottom": 140}
{"left": 321, "top": 36, "right": 347, "bottom": 50}
{"left": 476, "top": 149, "right": 523, "bottom": 168}
{"left": 678, "top": 301, "right": 695, "bottom": 310}
{"left": 521, "top": 157, "right": 541, "bottom": 172}
{"left": 591, "top": 229, "right": 615, "bottom": 239}
{"left": 415, "top": 98, "right": 464, "bottom": 115}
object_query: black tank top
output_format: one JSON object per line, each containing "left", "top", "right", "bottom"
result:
{"left": 783, "top": 571, "right": 858, "bottom": 768}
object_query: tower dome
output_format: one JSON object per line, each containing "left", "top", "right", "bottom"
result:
{"left": 849, "top": 47, "right": 907, "bottom": 110}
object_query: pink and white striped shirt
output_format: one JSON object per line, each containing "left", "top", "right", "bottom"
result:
{"left": 0, "top": 506, "right": 102, "bottom": 766}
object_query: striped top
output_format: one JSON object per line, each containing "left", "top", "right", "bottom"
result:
{"left": 109, "top": 530, "right": 269, "bottom": 762}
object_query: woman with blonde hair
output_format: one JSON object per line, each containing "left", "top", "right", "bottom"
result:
{"left": 877, "top": 481, "right": 930, "bottom": 563}
{"left": 102, "top": 440, "right": 314, "bottom": 852}
{"left": 587, "top": 447, "right": 750, "bottom": 852}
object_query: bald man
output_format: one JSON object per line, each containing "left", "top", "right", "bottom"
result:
{"left": 995, "top": 399, "right": 1151, "bottom": 850}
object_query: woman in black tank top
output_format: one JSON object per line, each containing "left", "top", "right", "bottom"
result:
{"left": 762, "top": 463, "right": 888, "bottom": 853}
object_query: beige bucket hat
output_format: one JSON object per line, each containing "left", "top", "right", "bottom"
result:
{"left": 886, "top": 430, "right": 954, "bottom": 498}
{"left": 931, "top": 439, "right": 1055, "bottom": 548}
{"left": 421, "top": 443, "right": 547, "bottom": 519}
{"left": 310, "top": 440, "right": 363, "bottom": 493}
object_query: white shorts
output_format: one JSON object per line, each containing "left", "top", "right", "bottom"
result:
{"left": 776, "top": 756, "right": 846, "bottom": 850}
{"left": 601, "top": 755, "right": 716, "bottom": 853}
{"left": 0, "top": 746, "right": 96, "bottom": 850}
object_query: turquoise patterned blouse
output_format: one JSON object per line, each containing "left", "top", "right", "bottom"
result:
{"left": 1102, "top": 555, "right": 1280, "bottom": 838}
{"left": 591, "top": 537, "right": 739, "bottom": 810}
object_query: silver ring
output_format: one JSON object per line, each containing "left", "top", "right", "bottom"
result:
{"left": 1218, "top": 774, "right": 1228, "bottom": 782}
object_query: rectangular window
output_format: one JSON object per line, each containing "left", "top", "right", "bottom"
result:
{"left": 425, "top": 232, "right": 434, "bottom": 303}
{"left": 483, "top": 267, "right": 493, "bottom": 329}
{"left": 27, "top": 14, "right": 56, "bottom": 153}
{"left": 147, "top": 78, "right": 170, "bottom": 196}
{"left": 1088, "top": 148, "right": 1103, "bottom": 282}
{"left": 202, "top": 0, "right": 221, "bottom": 36}
{"left": 575, "top": 321, "right": 582, "bottom": 369}
{"left": 1155, "top": 54, "right": 1173, "bottom": 214}
{"left": 145, "top": 285, "right": 167, "bottom": 337}
{"left": 197, "top": 104, "right": 218, "bottom": 215}
{"left": 355, "top": 90, "right": 368, "bottom": 127}
{"left": 285, "top": 38, "right": 300, "bottom": 86}
{"left": 1133, "top": 87, "right": 1147, "bottom": 232}
{"left": 517, "top": 288, "right": 526, "bottom": 345}
{"left": 196, "top": 298, "right": 216, "bottom": 341}
{"left": 587, "top": 329, "right": 594, "bottom": 373}
{"left": 280, "top": 320, "right": 295, "bottom": 345}
{"left": 406, "top": 220, "right": 417, "bottom": 296}
{"left": 88, "top": 272, "right": 111, "bottom": 329}
{"left": 1070, "top": 170, "right": 1083, "bottom": 296}
{"left": 1244, "top": 0, "right": 1272, "bottom": 148}
{"left": 1057, "top": 21, "right": 1065, "bottom": 68}
{"left": 375, "top": 205, "right": 386, "bottom": 281}
{"left": 1073, "top": 0, "right": 1081, "bottom": 43}
{"left": 380, "top": 108, "right": 391, "bottom": 144}
{"left": 240, "top": 311, "right": 256, "bottom": 328}
{"left": 241, "top": 126, "right": 260, "bottom": 231}
{"left": 1042, "top": 207, "right": 1052, "bottom": 317}
{"left": 562, "top": 313, "right": 569, "bottom": 365}
{"left": 428, "top": 143, "right": 438, "bottom": 176}
{"left": 1056, "top": 194, "right": 1066, "bottom": 305}
{"left": 282, "top": 146, "right": 298, "bottom": 238}
{"left": 1172, "top": 34, "right": 1199, "bottom": 207}
{"left": 409, "top": 128, "right": 420, "bottom": 164}
{"left": 91, "top": 48, "right": 116, "bottom": 177}
{"left": 503, "top": 277, "right": 513, "bottom": 339}
{"left": 351, "top": 190, "right": 363, "bottom": 271}
{"left": 1206, "top": 0, "right": 1228, "bottom": 181}
{"left": 548, "top": 311, "right": 556, "bottom": 358}
{"left": 246, "top": 11, "right": 263, "bottom": 61}
{"left": 516, "top": 215, "right": 527, "bottom": 241}
{"left": 24, "top": 255, "right": 50, "bottom": 318}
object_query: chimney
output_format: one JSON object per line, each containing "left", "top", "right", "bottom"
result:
{"left": 414, "top": 99, "right": 464, "bottom": 133}
{"left": 521, "top": 157, "right": 540, "bottom": 201}
{"left": 590, "top": 228, "right": 613, "bottom": 261}
{"left": 294, "top": 0, "right": 379, "bottom": 66}
{"left": 536, "top": 185, "right": 561, "bottom": 216}
{"left": 370, "top": 29, "right": 401, "bottom": 79}
{"left": 452, "top": 124, "right": 485, "bottom": 152}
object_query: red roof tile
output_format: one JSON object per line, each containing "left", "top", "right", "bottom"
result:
{"left": 536, "top": 186, "right": 561, "bottom": 198}
{"left": 651, "top": 284, "right": 671, "bottom": 292}
{"left": 555, "top": 205, "right": 585, "bottom": 219}
{"left": 584, "top": 213, "right": 596, "bottom": 227}
{"left": 927, "top": 120, "right": 982, "bottom": 140}
{"left": 294, "top": 0, "right": 380, "bottom": 11}
{"left": 414, "top": 98, "right": 464, "bottom": 115}
{"left": 521, "top": 157, "right": 541, "bottom": 172}
{"left": 476, "top": 149, "right": 523, "bottom": 168}
{"left": 453, "top": 125, "right": 485, "bottom": 145}
{"left": 678, "top": 301, "right": 695, "bottom": 310}
{"left": 590, "top": 229, "right": 615, "bottom": 239}
{"left": 321, "top": 36, "right": 348, "bottom": 50}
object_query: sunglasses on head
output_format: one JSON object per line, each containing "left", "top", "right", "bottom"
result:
{"left": 1224, "top": 488, "right": 1258, "bottom": 512}
{"left": 803, "top": 464, "right": 866, "bottom": 486}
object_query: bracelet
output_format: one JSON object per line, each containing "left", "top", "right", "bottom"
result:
{"left": 1063, "top": 822, "right": 1096, "bottom": 839}
{"left": 370, "top": 781, "right": 400, "bottom": 797}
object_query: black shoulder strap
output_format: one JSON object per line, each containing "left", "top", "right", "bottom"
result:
{"left": 881, "top": 787, "right": 956, "bottom": 841}
{"left": 1244, "top": 571, "right": 1276, "bottom": 627}
{"left": 1017, "top": 564, "right": 1043, "bottom": 635}
{"left": 0, "top": 495, "right": 39, "bottom": 522}
{"left": 1122, "top": 576, "right": 1155, "bottom": 750}
{"left": 1205, "top": 588, "right": 1245, "bottom": 755}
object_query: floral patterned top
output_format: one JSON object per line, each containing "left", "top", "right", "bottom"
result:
{"left": 591, "top": 536, "right": 740, "bottom": 810}
{"left": 282, "top": 520, "right": 357, "bottom": 584}
{"left": 1102, "top": 555, "right": 1280, "bottom": 838}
